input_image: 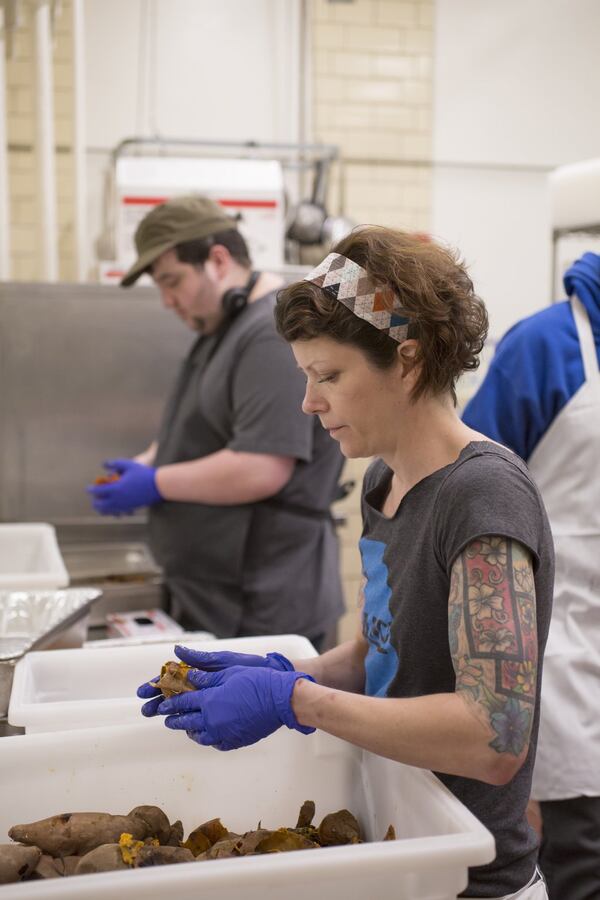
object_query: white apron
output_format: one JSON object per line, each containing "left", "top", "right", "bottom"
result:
{"left": 528, "top": 296, "right": 600, "bottom": 801}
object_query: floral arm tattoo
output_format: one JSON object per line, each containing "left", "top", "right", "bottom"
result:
{"left": 449, "top": 536, "right": 538, "bottom": 756}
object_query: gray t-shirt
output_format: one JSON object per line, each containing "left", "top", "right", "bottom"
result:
{"left": 360, "top": 441, "right": 554, "bottom": 897}
{"left": 149, "top": 291, "right": 345, "bottom": 639}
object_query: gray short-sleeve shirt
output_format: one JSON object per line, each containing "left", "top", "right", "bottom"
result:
{"left": 149, "top": 292, "right": 345, "bottom": 638}
{"left": 360, "top": 442, "right": 554, "bottom": 897}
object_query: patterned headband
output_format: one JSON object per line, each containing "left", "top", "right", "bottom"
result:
{"left": 303, "top": 252, "right": 410, "bottom": 342}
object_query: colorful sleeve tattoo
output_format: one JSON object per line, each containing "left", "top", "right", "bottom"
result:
{"left": 449, "top": 536, "right": 538, "bottom": 756}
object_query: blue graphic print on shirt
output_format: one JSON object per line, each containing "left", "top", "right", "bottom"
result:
{"left": 360, "top": 537, "right": 399, "bottom": 697}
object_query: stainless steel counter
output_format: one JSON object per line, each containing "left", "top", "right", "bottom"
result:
{"left": 0, "top": 719, "right": 24, "bottom": 737}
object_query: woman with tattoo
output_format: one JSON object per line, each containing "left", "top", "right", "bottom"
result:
{"left": 139, "top": 227, "right": 554, "bottom": 899}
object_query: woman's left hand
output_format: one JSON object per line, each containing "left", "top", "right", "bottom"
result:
{"left": 152, "top": 666, "right": 315, "bottom": 750}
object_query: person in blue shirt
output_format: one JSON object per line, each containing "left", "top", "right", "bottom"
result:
{"left": 463, "top": 252, "right": 600, "bottom": 900}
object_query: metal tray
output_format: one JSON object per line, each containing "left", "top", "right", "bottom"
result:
{"left": 61, "top": 542, "right": 160, "bottom": 582}
{"left": 0, "top": 587, "right": 102, "bottom": 717}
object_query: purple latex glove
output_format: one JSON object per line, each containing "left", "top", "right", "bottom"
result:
{"left": 136, "top": 644, "right": 294, "bottom": 717}
{"left": 86, "top": 459, "right": 162, "bottom": 515}
{"left": 151, "top": 666, "right": 315, "bottom": 751}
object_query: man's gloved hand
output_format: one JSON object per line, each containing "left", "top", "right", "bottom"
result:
{"left": 147, "top": 666, "right": 316, "bottom": 751}
{"left": 86, "top": 459, "right": 162, "bottom": 516}
{"left": 136, "top": 645, "right": 295, "bottom": 718}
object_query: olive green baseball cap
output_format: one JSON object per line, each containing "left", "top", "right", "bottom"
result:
{"left": 121, "top": 195, "right": 238, "bottom": 287}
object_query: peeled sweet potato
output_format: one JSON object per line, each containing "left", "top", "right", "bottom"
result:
{"left": 93, "top": 473, "right": 120, "bottom": 485}
{"left": 150, "top": 661, "right": 195, "bottom": 698}
{"left": 8, "top": 806, "right": 170, "bottom": 858}
{"left": 0, "top": 844, "right": 41, "bottom": 884}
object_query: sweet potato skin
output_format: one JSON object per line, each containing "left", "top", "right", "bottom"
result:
{"left": 0, "top": 844, "right": 41, "bottom": 884}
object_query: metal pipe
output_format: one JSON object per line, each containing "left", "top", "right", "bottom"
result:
{"left": 71, "top": 0, "right": 86, "bottom": 281}
{"left": 34, "top": 0, "right": 58, "bottom": 281}
{"left": 111, "top": 135, "right": 339, "bottom": 165}
{"left": 0, "top": 5, "right": 11, "bottom": 279}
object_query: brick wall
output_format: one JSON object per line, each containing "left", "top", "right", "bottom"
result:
{"left": 2, "top": 0, "right": 435, "bottom": 645}
{"left": 312, "top": 0, "right": 435, "bottom": 643}
{"left": 5, "top": 0, "right": 75, "bottom": 280}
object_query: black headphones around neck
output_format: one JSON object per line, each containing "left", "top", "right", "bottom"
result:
{"left": 221, "top": 270, "right": 260, "bottom": 319}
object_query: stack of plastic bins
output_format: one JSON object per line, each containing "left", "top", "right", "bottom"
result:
{"left": 2, "top": 631, "right": 495, "bottom": 898}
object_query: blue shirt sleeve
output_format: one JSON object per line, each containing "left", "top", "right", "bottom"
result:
{"left": 462, "top": 302, "right": 585, "bottom": 462}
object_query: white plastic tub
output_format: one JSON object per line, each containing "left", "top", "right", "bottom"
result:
{"left": 0, "top": 524, "right": 69, "bottom": 590}
{"left": 0, "top": 722, "right": 495, "bottom": 899}
{"left": 8, "top": 634, "right": 318, "bottom": 732}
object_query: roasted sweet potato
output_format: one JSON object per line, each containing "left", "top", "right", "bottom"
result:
{"left": 93, "top": 473, "right": 120, "bottom": 485}
{"left": 75, "top": 841, "right": 193, "bottom": 875}
{"left": 128, "top": 806, "right": 171, "bottom": 844}
{"left": 31, "top": 854, "right": 63, "bottom": 879}
{"left": 150, "top": 661, "right": 195, "bottom": 698}
{"left": 136, "top": 845, "right": 194, "bottom": 867}
{"left": 62, "top": 856, "right": 81, "bottom": 876}
{"left": 229, "top": 828, "right": 272, "bottom": 856}
{"left": 318, "top": 809, "right": 362, "bottom": 845}
{"left": 8, "top": 806, "right": 170, "bottom": 858}
{"left": 75, "top": 845, "right": 128, "bottom": 875}
{"left": 166, "top": 820, "right": 184, "bottom": 847}
{"left": 0, "top": 844, "right": 41, "bottom": 884}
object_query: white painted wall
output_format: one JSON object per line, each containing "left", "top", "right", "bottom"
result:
{"left": 83, "top": 0, "right": 302, "bottom": 271}
{"left": 432, "top": 0, "right": 600, "bottom": 341}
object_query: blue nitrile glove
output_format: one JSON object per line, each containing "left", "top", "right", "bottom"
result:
{"left": 153, "top": 666, "right": 315, "bottom": 751}
{"left": 86, "top": 459, "right": 162, "bottom": 516}
{"left": 174, "top": 644, "right": 295, "bottom": 672}
{"left": 136, "top": 645, "right": 295, "bottom": 717}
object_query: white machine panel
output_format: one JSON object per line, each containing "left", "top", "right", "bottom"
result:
{"left": 102, "top": 156, "right": 285, "bottom": 284}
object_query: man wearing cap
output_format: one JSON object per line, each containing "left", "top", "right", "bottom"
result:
{"left": 87, "top": 195, "right": 345, "bottom": 649}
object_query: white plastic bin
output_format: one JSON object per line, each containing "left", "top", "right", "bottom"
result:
{"left": 0, "top": 524, "right": 69, "bottom": 590}
{"left": 8, "top": 634, "right": 318, "bottom": 732}
{"left": 0, "top": 722, "right": 495, "bottom": 899}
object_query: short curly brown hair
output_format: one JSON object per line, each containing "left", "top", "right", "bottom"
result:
{"left": 275, "top": 226, "right": 488, "bottom": 404}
